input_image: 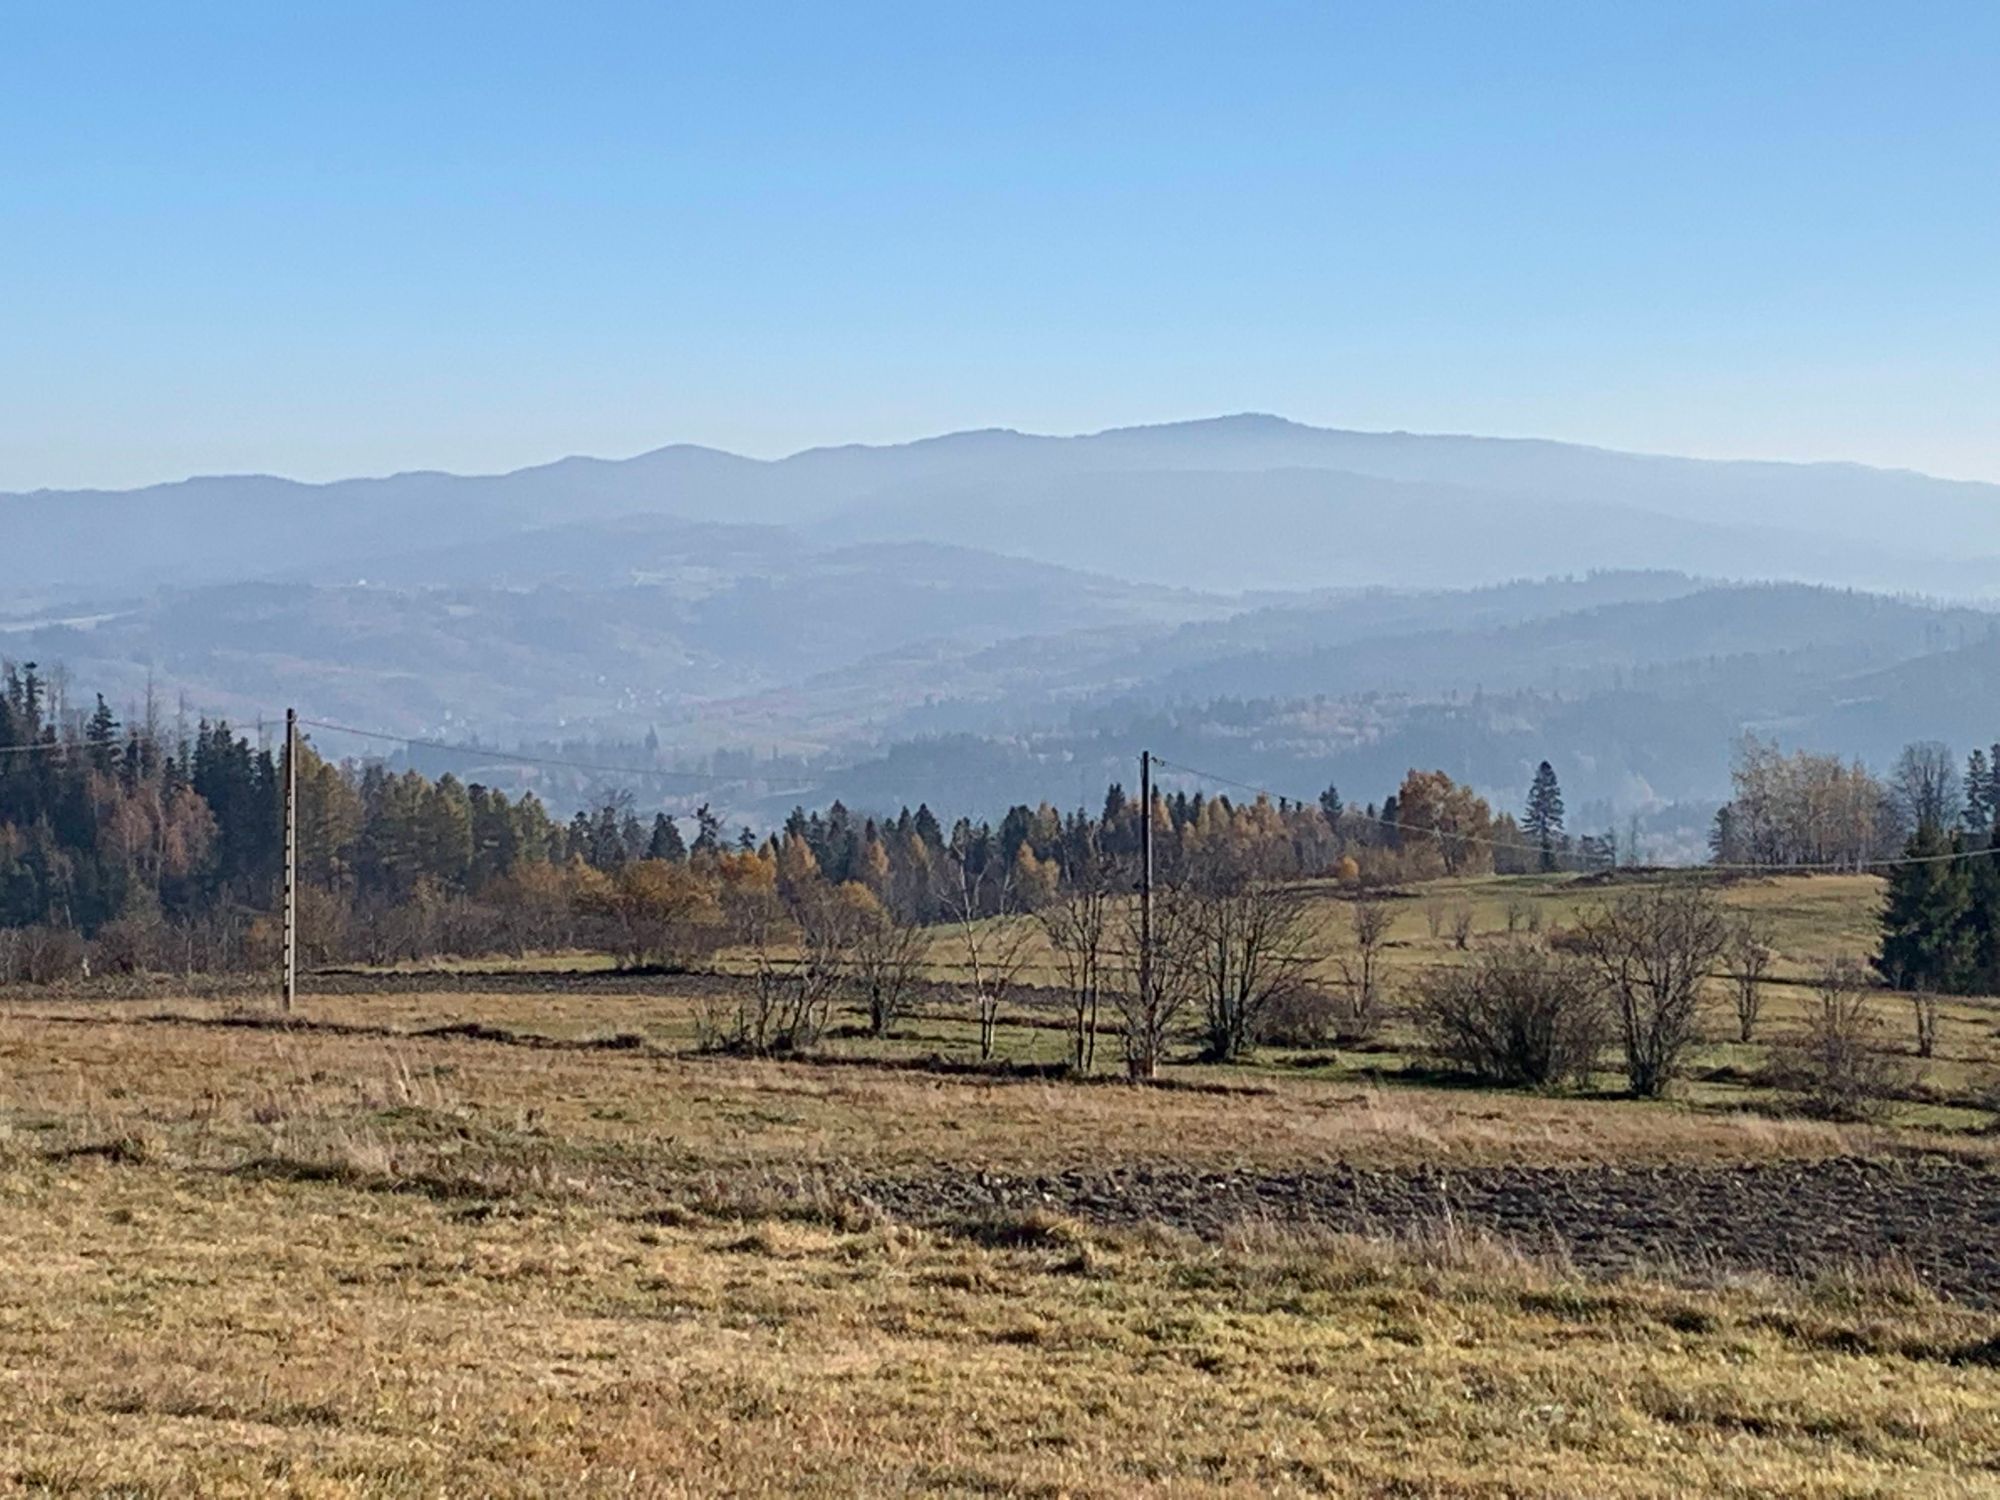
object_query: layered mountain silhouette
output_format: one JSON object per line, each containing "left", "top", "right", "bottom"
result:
{"left": 9, "top": 415, "right": 2000, "bottom": 596}
{"left": 6, "top": 417, "right": 1999, "bottom": 826}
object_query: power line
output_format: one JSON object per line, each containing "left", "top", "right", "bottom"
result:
{"left": 295, "top": 716, "right": 756, "bottom": 786}
{"left": 304, "top": 717, "right": 1147, "bottom": 804}
{"left": 1146, "top": 753, "right": 1989, "bottom": 875}
{"left": 0, "top": 738, "right": 77, "bottom": 758}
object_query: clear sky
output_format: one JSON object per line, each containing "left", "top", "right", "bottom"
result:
{"left": 4, "top": 1, "right": 1996, "bottom": 490}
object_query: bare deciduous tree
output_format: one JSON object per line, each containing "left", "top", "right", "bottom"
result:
{"left": 851, "top": 903, "right": 928, "bottom": 1038}
{"left": 1113, "top": 885, "right": 1202, "bottom": 1081}
{"left": 935, "top": 837, "right": 1031, "bottom": 1060}
{"left": 1574, "top": 884, "right": 1728, "bottom": 1097}
{"left": 1038, "top": 845, "right": 1120, "bottom": 1073}
{"left": 1187, "top": 874, "right": 1322, "bottom": 1062}
{"left": 1728, "top": 916, "right": 1774, "bottom": 1043}
{"left": 1335, "top": 899, "right": 1394, "bottom": 1039}
{"left": 1890, "top": 741, "right": 1959, "bottom": 837}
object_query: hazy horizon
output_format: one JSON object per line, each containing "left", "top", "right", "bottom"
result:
{"left": 9, "top": 411, "right": 1998, "bottom": 497}
{"left": 8, "top": 3, "right": 1997, "bottom": 491}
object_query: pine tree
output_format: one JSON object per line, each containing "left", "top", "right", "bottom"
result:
{"left": 1523, "top": 761, "right": 1565, "bottom": 872}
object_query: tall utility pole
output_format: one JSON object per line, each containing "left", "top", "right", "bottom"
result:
{"left": 1137, "top": 749, "right": 1152, "bottom": 1038}
{"left": 282, "top": 707, "right": 297, "bottom": 1014}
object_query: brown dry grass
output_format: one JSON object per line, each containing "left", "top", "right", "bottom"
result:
{"left": 0, "top": 1009, "right": 1933, "bottom": 1185}
{"left": 4, "top": 894, "right": 2000, "bottom": 1496}
{"left": 1, "top": 1150, "right": 1997, "bottom": 1497}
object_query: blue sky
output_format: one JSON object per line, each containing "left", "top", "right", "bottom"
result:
{"left": 4, "top": 1, "right": 1996, "bottom": 489}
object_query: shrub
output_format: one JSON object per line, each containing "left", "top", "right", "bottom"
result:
{"left": 93, "top": 909, "right": 172, "bottom": 975}
{"left": 1253, "top": 984, "right": 1343, "bottom": 1049}
{"left": 1768, "top": 960, "right": 1910, "bottom": 1121}
{"left": 1449, "top": 905, "right": 1474, "bottom": 950}
{"left": 1412, "top": 944, "right": 1606, "bottom": 1087}
{"left": 0, "top": 924, "right": 88, "bottom": 985}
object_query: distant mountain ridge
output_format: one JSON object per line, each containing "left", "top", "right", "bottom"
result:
{"left": 8, "top": 415, "right": 2000, "bottom": 598}
{"left": 9, "top": 418, "right": 2000, "bottom": 833}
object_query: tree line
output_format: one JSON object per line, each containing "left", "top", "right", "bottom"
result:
{"left": 1, "top": 663, "right": 1530, "bottom": 995}
{"left": 8, "top": 661, "right": 1988, "bottom": 1077}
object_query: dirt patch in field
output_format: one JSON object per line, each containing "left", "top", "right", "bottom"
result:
{"left": 853, "top": 1154, "right": 2000, "bottom": 1305}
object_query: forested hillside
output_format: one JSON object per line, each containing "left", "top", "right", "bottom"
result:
{"left": 12, "top": 659, "right": 2000, "bottom": 1010}
{"left": 1, "top": 659, "right": 1553, "bottom": 982}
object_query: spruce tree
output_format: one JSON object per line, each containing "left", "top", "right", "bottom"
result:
{"left": 1876, "top": 823, "right": 1976, "bottom": 993}
{"left": 1965, "top": 749, "right": 1992, "bottom": 838}
{"left": 647, "top": 812, "right": 686, "bottom": 862}
{"left": 1318, "top": 783, "right": 1342, "bottom": 829}
{"left": 1965, "top": 841, "right": 2000, "bottom": 992}
{"left": 1523, "top": 761, "right": 1565, "bottom": 872}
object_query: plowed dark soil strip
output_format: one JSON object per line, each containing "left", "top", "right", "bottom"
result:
{"left": 856, "top": 1155, "right": 2000, "bottom": 1305}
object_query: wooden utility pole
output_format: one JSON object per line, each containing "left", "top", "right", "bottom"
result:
{"left": 1138, "top": 749, "right": 1152, "bottom": 1033}
{"left": 282, "top": 707, "right": 297, "bottom": 1013}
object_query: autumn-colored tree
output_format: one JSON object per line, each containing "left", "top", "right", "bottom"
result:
{"left": 1394, "top": 769, "right": 1494, "bottom": 877}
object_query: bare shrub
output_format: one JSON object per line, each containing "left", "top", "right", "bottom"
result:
{"left": 1412, "top": 944, "right": 1606, "bottom": 1088}
{"left": 1503, "top": 899, "right": 1527, "bottom": 935}
{"left": 1423, "top": 897, "right": 1446, "bottom": 940}
{"left": 0, "top": 924, "right": 88, "bottom": 984}
{"left": 692, "top": 986, "right": 747, "bottom": 1054}
{"left": 1573, "top": 885, "right": 1728, "bottom": 1097}
{"left": 1768, "top": 960, "right": 1910, "bottom": 1121}
{"left": 1253, "top": 984, "right": 1342, "bottom": 1049}
{"left": 780, "top": 880, "right": 867, "bottom": 1051}
{"left": 1449, "top": 905, "right": 1474, "bottom": 950}
{"left": 93, "top": 907, "right": 173, "bottom": 975}
{"left": 710, "top": 864, "right": 847, "bottom": 1055}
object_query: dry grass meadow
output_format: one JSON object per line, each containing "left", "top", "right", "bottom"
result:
{"left": 4, "top": 871, "right": 2000, "bottom": 1495}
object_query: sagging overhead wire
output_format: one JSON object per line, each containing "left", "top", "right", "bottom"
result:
{"left": 295, "top": 716, "right": 764, "bottom": 786}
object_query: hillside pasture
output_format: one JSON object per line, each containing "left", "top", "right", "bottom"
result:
{"left": 5, "top": 868, "right": 2000, "bottom": 1494}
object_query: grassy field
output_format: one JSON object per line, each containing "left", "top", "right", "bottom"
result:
{"left": 4, "top": 870, "right": 2000, "bottom": 1495}
{"left": 313, "top": 869, "right": 2000, "bottom": 1126}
